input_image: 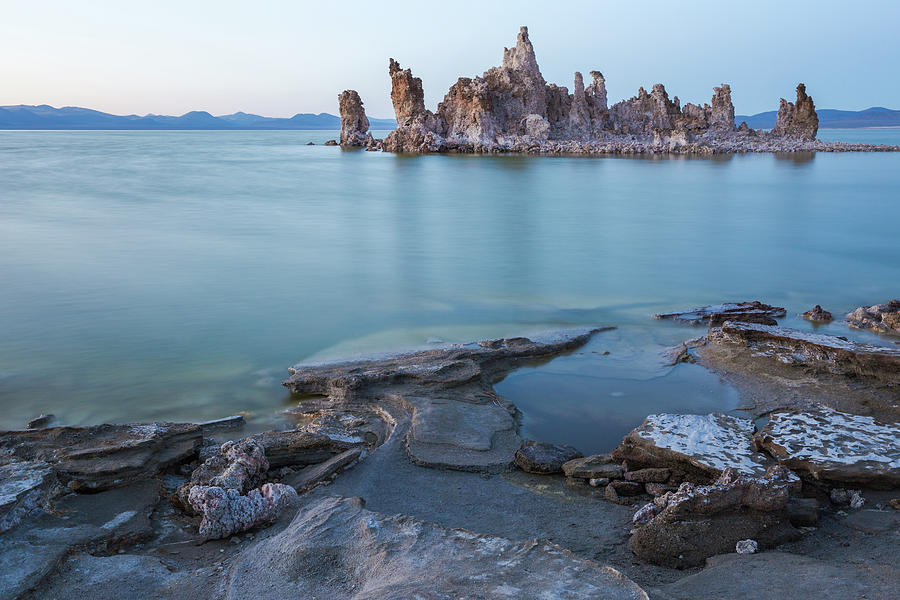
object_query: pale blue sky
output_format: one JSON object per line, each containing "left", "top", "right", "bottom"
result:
{"left": 1, "top": 0, "right": 898, "bottom": 118}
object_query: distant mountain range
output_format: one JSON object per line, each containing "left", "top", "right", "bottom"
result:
{"left": 1, "top": 103, "right": 897, "bottom": 130}
{"left": 0, "top": 105, "right": 397, "bottom": 130}
{"left": 735, "top": 107, "right": 900, "bottom": 129}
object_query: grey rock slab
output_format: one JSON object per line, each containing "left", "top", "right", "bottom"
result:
{"left": 0, "top": 422, "right": 202, "bottom": 491}
{"left": 515, "top": 442, "right": 582, "bottom": 474}
{"left": 657, "top": 551, "right": 896, "bottom": 600}
{"left": 34, "top": 553, "right": 211, "bottom": 600}
{"left": 563, "top": 454, "right": 622, "bottom": 480}
{"left": 754, "top": 406, "right": 900, "bottom": 488}
{"left": 612, "top": 413, "right": 771, "bottom": 481}
{"left": 285, "top": 446, "right": 364, "bottom": 493}
{"left": 653, "top": 301, "right": 785, "bottom": 326}
{"left": 0, "top": 540, "right": 66, "bottom": 600}
{"left": 0, "top": 459, "right": 55, "bottom": 533}
{"left": 842, "top": 509, "right": 900, "bottom": 534}
{"left": 225, "top": 496, "right": 649, "bottom": 600}
{"left": 707, "top": 322, "right": 900, "bottom": 384}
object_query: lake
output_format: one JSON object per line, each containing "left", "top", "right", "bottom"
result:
{"left": 1, "top": 129, "right": 898, "bottom": 452}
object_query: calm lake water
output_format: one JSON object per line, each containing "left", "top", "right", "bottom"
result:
{"left": 1, "top": 129, "right": 898, "bottom": 452}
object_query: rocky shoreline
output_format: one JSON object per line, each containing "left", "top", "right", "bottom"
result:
{"left": 1, "top": 302, "right": 899, "bottom": 598}
{"left": 334, "top": 27, "right": 900, "bottom": 156}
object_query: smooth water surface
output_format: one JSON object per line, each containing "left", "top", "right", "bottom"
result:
{"left": 1, "top": 130, "right": 898, "bottom": 451}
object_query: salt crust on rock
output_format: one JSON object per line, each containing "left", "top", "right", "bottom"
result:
{"left": 754, "top": 406, "right": 900, "bottom": 488}
{"left": 188, "top": 483, "right": 297, "bottom": 540}
{"left": 612, "top": 413, "right": 771, "bottom": 480}
{"left": 225, "top": 496, "right": 648, "bottom": 600}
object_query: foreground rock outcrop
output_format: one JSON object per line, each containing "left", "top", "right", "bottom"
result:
{"left": 846, "top": 299, "right": 900, "bottom": 334}
{"left": 754, "top": 406, "right": 900, "bottom": 488}
{"left": 225, "top": 496, "right": 649, "bottom": 599}
{"left": 338, "top": 90, "right": 371, "bottom": 147}
{"left": 283, "top": 328, "right": 608, "bottom": 472}
{"left": 629, "top": 466, "right": 801, "bottom": 568}
{"left": 364, "top": 27, "right": 899, "bottom": 155}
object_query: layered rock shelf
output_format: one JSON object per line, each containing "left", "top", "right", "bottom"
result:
{"left": 337, "top": 27, "right": 900, "bottom": 154}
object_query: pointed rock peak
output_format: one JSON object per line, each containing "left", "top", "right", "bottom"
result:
{"left": 574, "top": 72, "right": 585, "bottom": 96}
{"left": 590, "top": 71, "right": 605, "bottom": 84}
{"left": 796, "top": 83, "right": 808, "bottom": 101}
{"left": 502, "top": 25, "right": 542, "bottom": 77}
{"left": 389, "top": 58, "right": 402, "bottom": 76}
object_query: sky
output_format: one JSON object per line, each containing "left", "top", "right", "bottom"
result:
{"left": 1, "top": 0, "right": 899, "bottom": 118}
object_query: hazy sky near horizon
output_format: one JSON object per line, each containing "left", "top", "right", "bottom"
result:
{"left": 2, "top": 0, "right": 899, "bottom": 118}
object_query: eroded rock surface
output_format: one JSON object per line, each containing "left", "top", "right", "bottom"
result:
{"left": 629, "top": 466, "right": 801, "bottom": 568}
{"left": 0, "top": 422, "right": 202, "bottom": 491}
{"left": 187, "top": 482, "right": 297, "bottom": 540}
{"left": 706, "top": 321, "right": 900, "bottom": 383}
{"left": 338, "top": 90, "right": 371, "bottom": 147}
{"left": 283, "top": 328, "right": 607, "bottom": 472}
{"left": 653, "top": 301, "right": 785, "bottom": 326}
{"left": 175, "top": 438, "right": 269, "bottom": 512}
{"left": 225, "top": 496, "right": 649, "bottom": 599}
{"left": 612, "top": 413, "right": 771, "bottom": 482}
{"left": 800, "top": 305, "right": 834, "bottom": 321}
{"left": 754, "top": 406, "right": 900, "bottom": 488}
{"left": 772, "top": 84, "right": 819, "bottom": 140}
{"left": 515, "top": 441, "right": 583, "bottom": 474}
{"left": 365, "top": 27, "right": 898, "bottom": 155}
{"left": 846, "top": 299, "right": 900, "bottom": 334}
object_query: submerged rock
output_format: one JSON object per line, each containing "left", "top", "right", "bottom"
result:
{"left": 799, "top": 305, "right": 834, "bottom": 321}
{"left": 225, "top": 496, "right": 649, "bottom": 599}
{"left": 653, "top": 301, "right": 786, "bottom": 326}
{"left": 753, "top": 406, "right": 900, "bottom": 488}
{"left": 515, "top": 441, "right": 583, "bottom": 474}
{"left": 611, "top": 413, "right": 771, "bottom": 482}
{"left": 628, "top": 466, "right": 801, "bottom": 568}
{"left": 283, "top": 328, "right": 607, "bottom": 473}
{"left": 846, "top": 299, "right": 900, "bottom": 334}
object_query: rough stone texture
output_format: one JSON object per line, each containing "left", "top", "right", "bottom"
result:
{"left": 846, "top": 299, "right": 900, "bottom": 334}
{"left": 706, "top": 321, "right": 900, "bottom": 383}
{"left": 799, "top": 304, "right": 834, "bottom": 321}
{"left": 224, "top": 496, "right": 649, "bottom": 599}
{"left": 248, "top": 429, "right": 359, "bottom": 468}
{"left": 653, "top": 301, "right": 786, "bottom": 326}
{"left": 338, "top": 90, "right": 370, "bottom": 147}
{"left": 0, "top": 422, "right": 202, "bottom": 491}
{"left": 515, "top": 441, "right": 583, "bottom": 474}
{"left": 562, "top": 454, "right": 622, "bottom": 480}
{"left": 625, "top": 467, "right": 671, "bottom": 483}
{"left": 0, "top": 459, "right": 55, "bottom": 533}
{"left": 787, "top": 497, "right": 820, "bottom": 526}
{"left": 629, "top": 466, "right": 801, "bottom": 568}
{"left": 175, "top": 438, "right": 268, "bottom": 512}
{"left": 773, "top": 84, "right": 819, "bottom": 140}
{"left": 187, "top": 482, "right": 298, "bottom": 540}
{"left": 367, "top": 28, "right": 900, "bottom": 155}
{"left": 283, "top": 446, "right": 364, "bottom": 493}
{"left": 735, "top": 539, "right": 758, "bottom": 554}
{"left": 611, "top": 413, "right": 772, "bottom": 482}
{"left": 283, "top": 328, "right": 607, "bottom": 473}
{"left": 656, "top": 552, "right": 897, "bottom": 600}
{"left": 753, "top": 406, "right": 900, "bottom": 488}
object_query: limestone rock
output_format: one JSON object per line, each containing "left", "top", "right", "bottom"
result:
{"left": 0, "top": 422, "right": 202, "bottom": 491}
{"left": 225, "top": 496, "right": 649, "bottom": 599}
{"left": 515, "top": 441, "right": 582, "bottom": 474}
{"left": 283, "top": 446, "right": 364, "bottom": 493}
{"left": 188, "top": 482, "right": 298, "bottom": 540}
{"left": 382, "top": 59, "right": 445, "bottom": 153}
{"left": 175, "top": 438, "right": 268, "bottom": 512}
{"left": 563, "top": 454, "right": 622, "bottom": 480}
{"left": 0, "top": 460, "right": 55, "bottom": 533}
{"left": 753, "top": 406, "right": 900, "bottom": 488}
{"left": 799, "top": 304, "right": 834, "bottom": 321}
{"left": 706, "top": 321, "right": 900, "bottom": 383}
{"left": 624, "top": 467, "right": 671, "bottom": 483}
{"left": 772, "top": 83, "right": 819, "bottom": 140}
{"left": 653, "top": 300, "right": 786, "bottom": 326}
{"left": 249, "top": 430, "right": 358, "bottom": 468}
{"left": 735, "top": 539, "right": 758, "bottom": 554}
{"left": 628, "top": 466, "right": 801, "bottom": 568}
{"left": 846, "top": 299, "right": 900, "bottom": 334}
{"left": 337, "top": 90, "right": 370, "bottom": 147}
{"left": 708, "top": 84, "right": 736, "bottom": 131}
{"left": 284, "top": 328, "right": 605, "bottom": 473}
{"left": 611, "top": 413, "right": 772, "bottom": 482}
